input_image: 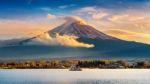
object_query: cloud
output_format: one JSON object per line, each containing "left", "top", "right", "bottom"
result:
{"left": 64, "top": 16, "right": 87, "bottom": 24}
{"left": 104, "top": 29, "right": 150, "bottom": 44}
{"left": 75, "top": 7, "right": 109, "bottom": 20}
{"left": 35, "top": 33, "right": 94, "bottom": 48}
{"left": 58, "top": 5, "right": 68, "bottom": 9}
{"left": 58, "top": 4, "right": 76, "bottom": 9}
{"left": 75, "top": 7, "right": 150, "bottom": 35}
{"left": 92, "top": 12, "right": 108, "bottom": 20}
{"left": 104, "top": 11, "right": 150, "bottom": 33}
{"left": 47, "top": 13, "right": 57, "bottom": 19}
{"left": 76, "top": 7, "right": 148, "bottom": 22}
{"left": 76, "top": 7, "right": 97, "bottom": 15}
{"left": 108, "top": 14, "right": 145, "bottom": 23}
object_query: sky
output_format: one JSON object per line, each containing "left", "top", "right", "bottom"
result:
{"left": 0, "top": 0, "right": 150, "bottom": 44}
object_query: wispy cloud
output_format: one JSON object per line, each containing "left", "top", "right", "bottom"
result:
{"left": 47, "top": 13, "right": 56, "bottom": 19}
{"left": 75, "top": 6, "right": 150, "bottom": 31}
{"left": 104, "top": 29, "right": 150, "bottom": 44}
{"left": 108, "top": 14, "right": 145, "bottom": 23}
{"left": 75, "top": 7, "right": 110, "bottom": 20}
{"left": 58, "top": 4, "right": 76, "bottom": 9}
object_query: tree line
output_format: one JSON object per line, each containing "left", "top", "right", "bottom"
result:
{"left": 0, "top": 60, "right": 150, "bottom": 69}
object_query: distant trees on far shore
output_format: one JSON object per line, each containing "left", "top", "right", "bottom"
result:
{"left": 0, "top": 59, "right": 150, "bottom": 69}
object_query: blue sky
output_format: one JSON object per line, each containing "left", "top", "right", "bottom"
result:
{"left": 0, "top": 0, "right": 150, "bottom": 18}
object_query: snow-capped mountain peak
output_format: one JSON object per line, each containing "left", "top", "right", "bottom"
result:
{"left": 49, "top": 16, "right": 116, "bottom": 40}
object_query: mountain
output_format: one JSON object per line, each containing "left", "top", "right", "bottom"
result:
{"left": 49, "top": 17, "right": 116, "bottom": 40}
{"left": 1, "top": 16, "right": 150, "bottom": 60}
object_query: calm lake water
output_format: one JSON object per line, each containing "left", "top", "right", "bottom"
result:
{"left": 0, "top": 69, "right": 150, "bottom": 84}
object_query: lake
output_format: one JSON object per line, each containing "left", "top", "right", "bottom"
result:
{"left": 0, "top": 69, "right": 150, "bottom": 84}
